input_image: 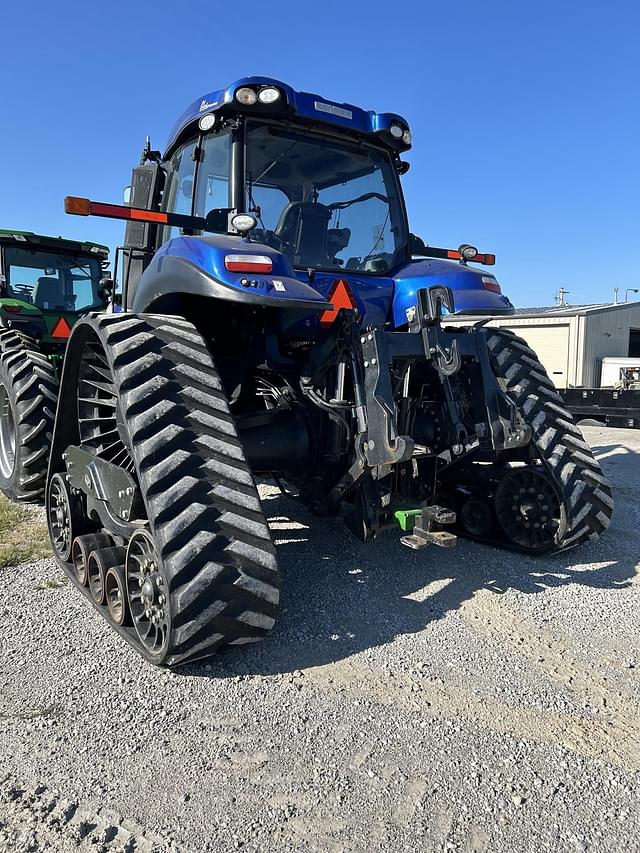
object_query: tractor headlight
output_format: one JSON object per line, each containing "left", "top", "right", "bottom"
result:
{"left": 231, "top": 213, "right": 258, "bottom": 233}
{"left": 198, "top": 113, "right": 216, "bottom": 132}
{"left": 235, "top": 87, "right": 258, "bottom": 105}
{"left": 390, "top": 123, "right": 404, "bottom": 139}
{"left": 258, "top": 86, "right": 281, "bottom": 104}
{"left": 459, "top": 244, "right": 478, "bottom": 260}
{"left": 402, "top": 128, "right": 412, "bottom": 145}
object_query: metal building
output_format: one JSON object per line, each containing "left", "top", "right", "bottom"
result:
{"left": 452, "top": 302, "right": 640, "bottom": 388}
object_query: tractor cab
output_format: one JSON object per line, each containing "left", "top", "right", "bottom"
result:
{"left": 70, "top": 78, "right": 512, "bottom": 325}
{"left": 161, "top": 81, "right": 411, "bottom": 278}
{"left": 0, "top": 231, "right": 109, "bottom": 347}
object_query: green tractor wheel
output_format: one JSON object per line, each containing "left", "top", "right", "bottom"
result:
{"left": 0, "top": 329, "right": 58, "bottom": 502}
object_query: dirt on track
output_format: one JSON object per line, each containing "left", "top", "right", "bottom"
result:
{"left": 1, "top": 426, "right": 639, "bottom": 852}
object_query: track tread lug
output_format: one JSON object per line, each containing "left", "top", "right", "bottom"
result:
{"left": 69, "top": 313, "right": 280, "bottom": 666}
{"left": 486, "top": 328, "right": 613, "bottom": 553}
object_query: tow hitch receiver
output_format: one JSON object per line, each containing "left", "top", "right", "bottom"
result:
{"left": 396, "top": 506, "right": 457, "bottom": 550}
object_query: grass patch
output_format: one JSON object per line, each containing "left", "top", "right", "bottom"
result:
{"left": 35, "top": 577, "right": 67, "bottom": 591}
{"left": 0, "top": 495, "right": 52, "bottom": 568}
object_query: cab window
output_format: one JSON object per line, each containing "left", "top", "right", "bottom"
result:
{"left": 161, "top": 132, "right": 231, "bottom": 244}
{"left": 160, "top": 142, "right": 196, "bottom": 242}
{"left": 4, "top": 247, "right": 102, "bottom": 312}
{"left": 193, "top": 132, "right": 231, "bottom": 218}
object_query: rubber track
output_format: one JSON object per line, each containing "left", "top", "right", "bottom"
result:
{"left": 486, "top": 327, "right": 613, "bottom": 551}
{"left": 0, "top": 328, "right": 58, "bottom": 501}
{"left": 92, "top": 313, "right": 280, "bottom": 665}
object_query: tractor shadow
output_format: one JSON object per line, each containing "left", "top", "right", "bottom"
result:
{"left": 183, "top": 432, "right": 639, "bottom": 679}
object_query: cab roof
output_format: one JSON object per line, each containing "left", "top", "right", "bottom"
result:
{"left": 166, "top": 76, "right": 412, "bottom": 156}
{"left": 0, "top": 229, "right": 108, "bottom": 255}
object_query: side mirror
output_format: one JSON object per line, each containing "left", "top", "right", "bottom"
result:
{"left": 409, "top": 234, "right": 429, "bottom": 256}
{"left": 205, "top": 208, "right": 233, "bottom": 233}
{"left": 98, "top": 274, "right": 114, "bottom": 304}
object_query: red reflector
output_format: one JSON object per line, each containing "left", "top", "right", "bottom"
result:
{"left": 224, "top": 254, "right": 273, "bottom": 273}
{"left": 319, "top": 279, "right": 357, "bottom": 325}
{"left": 482, "top": 276, "right": 501, "bottom": 294}
{"left": 4, "top": 304, "right": 22, "bottom": 313}
{"left": 51, "top": 316, "right": 72, "bottom": 339}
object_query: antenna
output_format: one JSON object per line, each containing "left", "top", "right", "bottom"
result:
{"left": 554, "top": 287, "right": 570, "bottom": 306}
{"left": 140, "top": 135, "right": 162, "bottom": 165}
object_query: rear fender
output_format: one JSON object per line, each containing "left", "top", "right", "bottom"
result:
{"left": 130, "top": 236, "right": 330, "bottom": 315}
{"left": 0, "top": 299, "right": 46, "bottom": 340}
{"left": 392, "top": 258, "right": 514, "bottom": 327}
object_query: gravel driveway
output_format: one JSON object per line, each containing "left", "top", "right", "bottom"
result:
{"left": 1, "top": 426, "right": 639, "bottom": 852}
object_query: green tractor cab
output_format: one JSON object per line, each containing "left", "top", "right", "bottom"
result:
{"left": 0, "top": 230, "right": 109, "bottom": 500}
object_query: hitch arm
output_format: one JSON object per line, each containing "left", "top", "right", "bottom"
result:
{"left": 398, "top": 505, "right": 457, "bottom": 550}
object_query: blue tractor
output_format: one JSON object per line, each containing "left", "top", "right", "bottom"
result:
{"left": 47, "top": 77, "right": 612, "bottom": 665}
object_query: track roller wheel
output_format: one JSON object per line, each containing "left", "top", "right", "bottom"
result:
{"left": 459, "top": 497, "right": 494, "bottom": 538}
{"left": 46, "top": 473, "right": 87, "bottom": 563}
{"left": 0, "top": 329, "right": 58, "bottom": 502}
{"left": 486, "top": 328, "right": 613, "bottom": 551}
{"left": 88, "top": 546, "right": 126, "bottom": 605}
{"left": 494, "top": 467, "right": 564, "bottom": 552}
{"left": 71, "top": 533, "right": 112, "bottom": 587}
{"left": 105, "top": 565, "right": 129, "bottom": 626}
{"left": 125, "top": 529, "right": 169, "bottom": 659}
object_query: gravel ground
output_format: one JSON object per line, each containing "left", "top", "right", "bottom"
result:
{"left": 1, "top": 425, "right": 639, "bottom": 853}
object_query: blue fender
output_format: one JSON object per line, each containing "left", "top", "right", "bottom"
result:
{"left": 131, "top": 235, "right": 331, "bottom": 314}
{"left": 391, "top": 259, "right": 514, "bottom": 327}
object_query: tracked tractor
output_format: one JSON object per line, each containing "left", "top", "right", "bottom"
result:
{"left": 47, "top": 77, "right": 613, "bottom": 666}
{"left": 0, "top": 231, "right": 109, "bottom": 500}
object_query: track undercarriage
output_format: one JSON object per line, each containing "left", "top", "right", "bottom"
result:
{"left": 45, "top": 293, "right": 613, "bottom": 666}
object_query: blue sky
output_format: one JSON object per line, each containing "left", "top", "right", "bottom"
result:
{"left": 1, "top": 0, "right": 638, "bottom": 307}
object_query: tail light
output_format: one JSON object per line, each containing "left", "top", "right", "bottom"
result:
{"left": 4, "top": 304, "right": 22, "bottom": 312}
{"left": 482, "top": 276, "right": 502, "bottom": 294}
{"left": 224, "top": 254, "right": 273, "bottom": 273}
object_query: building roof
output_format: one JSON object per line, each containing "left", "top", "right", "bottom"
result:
{"left": 508, "top": 302, "right": 640, "bottom": 318}
{"left": 453, "top": 301, "right": 640, "bottom": 322}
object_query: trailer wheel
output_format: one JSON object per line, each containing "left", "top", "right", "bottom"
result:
{"left": 0, "top": 329, "right": 58, "bottom": 502}
{"left": 486, "top": 328, "right": 613, "bottom": 552}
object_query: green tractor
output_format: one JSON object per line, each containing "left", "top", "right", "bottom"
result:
{"left": 0, "top": 230, "right": 110, "bottom": 501}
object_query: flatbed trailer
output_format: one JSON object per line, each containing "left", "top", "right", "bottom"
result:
{"left": 560, "top": 387, "right": 640, "bottom": 429}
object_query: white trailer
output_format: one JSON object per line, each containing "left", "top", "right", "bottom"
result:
{"left": 600, "top": 357, "right": 640, "bottom": 388}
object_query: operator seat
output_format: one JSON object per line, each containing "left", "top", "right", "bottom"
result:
{"left": 274, "top": 202, "right": 331, "bottom": 268}
{"left": 32, "top": 277, "right": 66, "bottom": 311}
{"left": 326, "top": 228, "right": 351, "bottom": 266}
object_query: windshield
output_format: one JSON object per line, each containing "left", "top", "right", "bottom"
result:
{"left": 3, "top": 246, "right": 103, "bottom": 312}
{"left": 244, "top": 122, "right": 407, "bottom": 274}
